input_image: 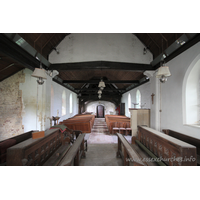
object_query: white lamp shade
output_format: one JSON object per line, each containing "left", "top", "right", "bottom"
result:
{"left": 98, "top": 90, "right": 102, "bottom": 94}
{"left": 98, "top": 80, "right": 105, "bottom": 88}
{"left": 32, "top": 68, "right": 47, "bottom": 79}
{"left": 156, "top": 66, "right": 171, "bottom": 77}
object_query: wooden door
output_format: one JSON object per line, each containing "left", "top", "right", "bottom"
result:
{"left": 97, "top": 105, "right": 104, "bottom": 118}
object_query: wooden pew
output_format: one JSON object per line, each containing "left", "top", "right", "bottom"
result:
{"left": 60, "top": 114, "right": 95, "bottom": 133}
{"left": 105, "top": 115, "right": 131, "bottom": 134}
{"left": 116, "top": 133, "right": 145, "bottom": 166}
{"left": 0, "top": 130, "right": 38, "bottom": 164}
{"left": 137, "top": 126, "right": 197, "bottom": 166}
{"left": 58, "top": 133, "right": 86, "bottom": 166}
{"left": 6, "top": 128, "right": 71, "bottom": 166}
{"left": 162, "top": 129, "right": 200, "bottom": 165}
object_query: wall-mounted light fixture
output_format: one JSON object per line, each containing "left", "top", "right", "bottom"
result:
{"left": 46, "top": 70, "right": 59, "bottom": 78}
{"left": 156, "top": 64, "right": 171, "bottom": 83}
{"left": 31, "top": 64, "right": 47, "bottom": 85}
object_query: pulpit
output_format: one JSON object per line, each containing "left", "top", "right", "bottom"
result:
{"left": 129, "top": 108, "right": 150, "bottom": 136}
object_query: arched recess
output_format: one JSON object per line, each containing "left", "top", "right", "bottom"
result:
{"left": 136, "top": 89, "right": 141, "bottom": 108}
{"left": 62, "top": 90, "right": 66, "bottom": 116}
{"left": 183, "top": 54, "right": 200, "bottom": 125}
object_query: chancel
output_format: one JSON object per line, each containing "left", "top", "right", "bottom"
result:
{"left": 0, "top": 33, "right": 200, "bottom": 166}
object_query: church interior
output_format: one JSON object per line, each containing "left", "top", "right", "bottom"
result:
{"left": 0, "top": 32, "right": 200, "bottom": 167}
{"left": 1, "top": 2, "right": 200, "bottom": 199}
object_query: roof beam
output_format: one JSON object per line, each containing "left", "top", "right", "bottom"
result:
{"left": 75, "top": 88, "right": 126, "bottom": 91}
{"left": 53, "top": 76, "right": 78, "bottom": 94}
{"left": 63, "top": 80, "right": 139, "bottom": 84}
{"left": 153, "top": 33, "right": 200, "bottom": 70}
{"left": 49, "top": 61, "right": 154, "bottom": 71}
{"left": 0, "top": 34, "right": 40, "bottom": 71}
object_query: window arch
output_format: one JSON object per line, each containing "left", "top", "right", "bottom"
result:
{"left": 183, "top": 55, "right": 200, "bottom": 126}
{"left": 136, "top": 89, "right": 141, "bottom": 108}
{"left": 128, "top": 93, "right": 131, "bottom": 109}
{"left": 62, "top": 90, "right": 66, "bottom": 116}
{"left": 69, "top": 93, "right": 73, "bottom": 114}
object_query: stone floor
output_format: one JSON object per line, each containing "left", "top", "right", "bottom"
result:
{"left": 79, "top": 143, "right": 123, "bottom": 166}
{"left": 79, "top": 118, "right": 131, "bottom": 166}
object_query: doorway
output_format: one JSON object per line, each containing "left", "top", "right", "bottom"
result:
{"left": 97, "top": 105, "right": 105, "bottom": 118}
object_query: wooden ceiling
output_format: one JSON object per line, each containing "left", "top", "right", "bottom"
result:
{"left": 1, "top": 33, "right": 199, "bottom": 105}
{"left": 18, "top": 33, "right": 70, "bottom": 59}
{"left": 135, "top": 33, "right": 183, "bottom": 58}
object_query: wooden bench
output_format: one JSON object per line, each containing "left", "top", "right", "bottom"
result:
{"left": 58, "top": 133, "right": 86, "bottom": 166}
{"left": 7, "top": 129, "right": 63, "bottom": 166}
{"left": 116, "top": 133, "right": 145, "bottom": 166}
{"left": 137, "top": 126, "right": 197, "bottom": 166}
{"left": 162, "top": 129, "right": 200, "bottom": 166}
{"left": 6, "top": 128, "right": 87, "bottom": 166}
{"left": 0, "top": 130, "right": 38, "bottom": 164}
{"left": 105, "top": 115, "right": 131, "bottom": 134}
{"left": 59, "top": 114, "right": 95, "bottom": 133}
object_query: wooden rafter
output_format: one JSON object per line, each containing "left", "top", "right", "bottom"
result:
{"left": 147, "top": 33, "right": 161, "bottom": 53}
{"left": 42, "top": 34, "right": 55, "bottom": 50}
{"left": 160, "top": 33, "right": 168, "bottom": 48}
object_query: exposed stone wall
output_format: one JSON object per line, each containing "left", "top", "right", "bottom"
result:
{"left": 0, "top": 70, "right": 25, "bottom": 141}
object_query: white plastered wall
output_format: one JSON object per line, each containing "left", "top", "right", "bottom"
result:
{"left": 19, "top": 68, "right": 78, "bottom": 132}
{"left": 49, "top": 33, "right": 153, "bottom": 64}
{"left": 85, "top": 101, "right": 116, "bottom": 115}
{"left": 122, "top": 42, "right": 200, "bottom": 139}
{"left": 51, "top": 81, "right": 78, "bottom": 123}
{"left": 121, "top": 81, "right": 151, "bottom": 117}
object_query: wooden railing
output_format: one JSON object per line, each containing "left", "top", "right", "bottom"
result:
{"left": 0, "top": 130, "right": 38, "bottom": 164}
{"left": 162, "top": 129, "right": 200, "bottom": 165}
{"left": 116, "top": 133, "right": 145, "bottom": 166}
{"left": 138, "top": 126, "right": 197, "bottom": 166}
{"left": 59, "top": 133, "right": 86, "bottom": 166}
{"left": 7, "top": 129, "right": 65, "bottom": 166}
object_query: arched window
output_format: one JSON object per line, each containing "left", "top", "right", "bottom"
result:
{"left": 136, "top": 89, "right": 141, "bottom": 108}
{"left": 62, "top": 90, "right": 66, "bottom": 116}
{"left": 69, "top": 93, "right": 73, "bottom": 114}
{"left": 128, "top": 93, "right": 131, "bottom": 109}
{"left": 184, "top": 55, "right": 200, "bottom": 126}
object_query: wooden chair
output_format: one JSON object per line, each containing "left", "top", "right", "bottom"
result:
{"left": 125, "top": 122, "right": 132, "bottom": 135}
{"left": 119, "top": 122, "right": 126, "bottom": 135}
{"left": 112, "top": 122, "right": 120, "bottom": 134}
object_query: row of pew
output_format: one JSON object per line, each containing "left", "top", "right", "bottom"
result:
{"left": 105, "top": 115, "right": 131, "bottom": 135}
{"left": 59, "top": 114, "right": 95, "bottom": 133}
{"left": 0, "top": 126, "right": 86, "bottom": 166}
{"left": 117, "top": 126, "right": 200, "bottom": 166}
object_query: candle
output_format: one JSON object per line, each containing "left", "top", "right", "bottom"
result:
{"left": 57, "top": 110, "right": 59, "bottom": 116}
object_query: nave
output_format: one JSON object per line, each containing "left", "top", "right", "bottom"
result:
{"left": 80, "top": 118, "right": 131, "bottom": 166}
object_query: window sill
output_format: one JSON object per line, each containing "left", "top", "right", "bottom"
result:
{"left": 184, "top": 124, "right": 200, "bottom": 129}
